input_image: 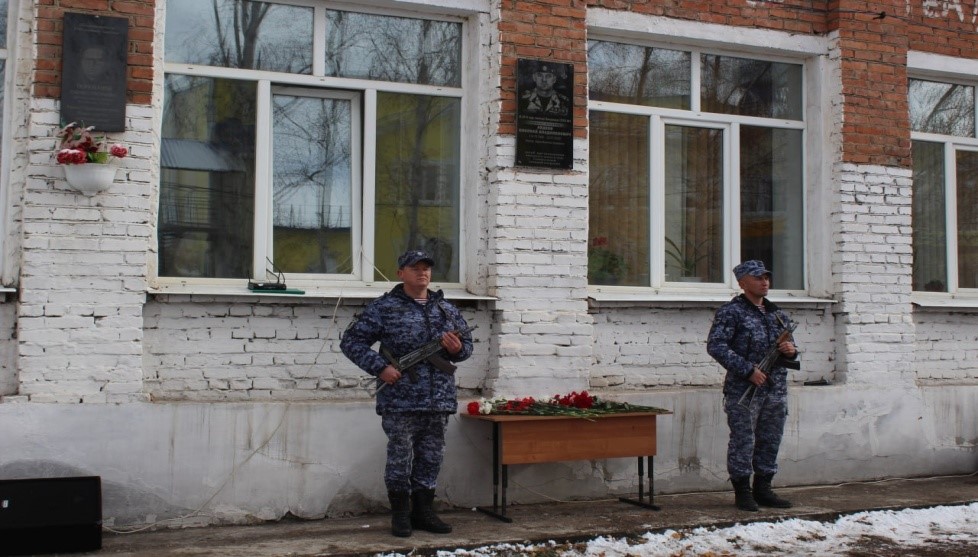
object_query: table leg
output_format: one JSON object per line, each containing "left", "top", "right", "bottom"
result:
{"left": 619, "top": 456, "right": 660, "bottom": 511}
{"left": 476, "top": 421, "right": 513, "bottom": 522}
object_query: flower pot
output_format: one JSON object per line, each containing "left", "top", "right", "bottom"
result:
{"left": 63, "top": 163, "right": 117, "bottom": 195}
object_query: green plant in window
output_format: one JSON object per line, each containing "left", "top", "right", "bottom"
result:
{"left": 665, "top": 236, "right": 711, "bottom": 279}
{"left": 588, "top": 237, "right": 628, "bottom": 284}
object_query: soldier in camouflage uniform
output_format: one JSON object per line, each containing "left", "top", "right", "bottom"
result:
{"left": 340, "top": 249, "right": 473, "bottom": 537}
{"left": 707, "top": 260, "right": 799, "bottom": 512}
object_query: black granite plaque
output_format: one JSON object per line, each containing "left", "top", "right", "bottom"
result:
{"left": 516, "top": 59, "right": 574, "bottom": 169}
{"left": 60, "top": 13, "right": 128, "bottom": 132}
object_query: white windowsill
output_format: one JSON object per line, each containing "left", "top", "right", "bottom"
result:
{"left": 912, "top": 293, "right": 978, "bottom": 309}
{"left": 147, "top": 283, "right": 497, "bottom": 302}
{"left": 588, "top": 288, "right": 836, "bottom": 306}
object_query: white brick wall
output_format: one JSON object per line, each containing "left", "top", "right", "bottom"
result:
{"left": 590, "top": 303, "right": 836, "bottom": 390}
{"left": 143, "top": 298, "right": 492, "bottom": 401}
{"left": 831, "top": 163, "right": 915, "bottom": 387}
{"left": 15, "top": 100, "right": 155, "bottom": 403}
{"left": 482, "top": 138, "right": 594, "bottom": 398}
{"left": 914, "top": 311, "right": 978, "bottom": 382}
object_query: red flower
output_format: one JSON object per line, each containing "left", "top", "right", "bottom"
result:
{"left": 109, "top": 143, "right": 128, "bottom": 158}
{"left": 467, "top": 401, "right": 480, "bottom": 415}
{"left": 56, "top": 122, "right": 129, "bottom": 165}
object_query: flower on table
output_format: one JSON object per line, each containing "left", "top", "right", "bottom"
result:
{"left": 56, "top": 122, "right": 129, "bottom": 165}
{"left": 466, "top": 390, "right": 668, "bottom": 418}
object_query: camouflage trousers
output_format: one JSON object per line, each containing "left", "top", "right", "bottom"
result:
{"left": 723, "top": 389, "right": 787, "bottom": 479}
{"left": 381, "top": 412, "right": 449, "bottom": 492}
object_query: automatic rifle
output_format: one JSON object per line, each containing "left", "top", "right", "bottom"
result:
{"left": 374, "top": 325, "right": 477, "bottom": 395}
{"left": 737, "top": 322, "right": 798, "bottom": 409}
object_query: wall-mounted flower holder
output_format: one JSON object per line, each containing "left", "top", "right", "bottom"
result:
{"left": 63, "top": 164, "right": 117, "bottom": 195}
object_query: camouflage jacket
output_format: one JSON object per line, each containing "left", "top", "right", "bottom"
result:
{"left": 707, "top": 294, "right": 798, "bottom": 397}
{"left": 340, "top": 284, "right": 472, "bottom": 415}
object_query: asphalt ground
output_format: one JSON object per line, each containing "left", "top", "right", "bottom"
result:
{"left": 66, "top": 473, "right": 978, "bottom": 556}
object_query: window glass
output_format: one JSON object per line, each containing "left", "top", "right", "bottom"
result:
{"left": 587, "top": 40, "right": 690, "bottom": 108}
{"left": 957, "top": 150, "right": 978, "bottom": 289}
{"left": 588, "top": 41, "right": 806, "bottom": 290}
{"left": 664, "top": 125, "right": 724, "bottom": 283}
{"left": 161, "top": 4, "right": 465, "bottom": 285}
{"left": 159, "top": 75, "right": 256, "bottom": 279}
{"left": 740, "top": 126, "right": 804, "bottom": 289}
{"left": 0, "top": 0, "right": 7, "bottom": 49}
{"left": 324, "top": 10, "right": 461, "bottom": 87}
{"left": 164, "top": 0, "right": 313, "bottom": 73}
{"left": 0, "top": 60, "right": 5, "bottom": 136}
{"left": 701, "top": 55, "right": 802, "bottom": 120}
{"left": 374, "top": 92, "right": 461, "bottom": 281}
{"left": 908, "top": 79, "right": 974, "bottom": 137}
{"left": 272, "top": 92, "right": 354, "bottom": 275}
{"left": 589, "top": 111, "right": 650, "bottom": 286}
{"left": 912, "top": 140, "right": 948, "bottom": 292}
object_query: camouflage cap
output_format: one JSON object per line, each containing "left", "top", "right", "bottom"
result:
{"left": 733, "top": 260, "right": 772, "bottom": 280}
{"left": 397, "top": 249, "right": 435, "bottom": 269}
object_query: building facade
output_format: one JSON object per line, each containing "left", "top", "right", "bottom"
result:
{"left": 0, "top": 0, "right": 976, "bottom": 526}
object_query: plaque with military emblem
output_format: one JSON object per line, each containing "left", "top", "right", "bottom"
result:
{"left": 516, "top": 59, "right": 574, "bottom": 169}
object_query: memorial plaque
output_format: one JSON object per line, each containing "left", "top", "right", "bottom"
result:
{"left": 516, "top": 58, "right": 574, "bottom": 169}
{"left": 60, "top": 13, "right": 128, "bottom": 132}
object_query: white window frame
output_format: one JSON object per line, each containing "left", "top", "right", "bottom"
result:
{"left": 908, "top": 52, "right": 978, "bottom": 305}
{"left": 0, "top": 0, "right": 15, "bottom": 289}
{"left": 587, "top": 40, "right": 809, "bottom": 296}
{"left": 155, "top": 0, "right": 473, "bottom": 292}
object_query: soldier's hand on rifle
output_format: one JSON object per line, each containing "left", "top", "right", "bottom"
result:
{"left": 749, "top": 366, "right": 768, "bottom": 386}
{"left": 379, "top": 365, "right": 401, "bottom": 386}
{"left": 440, "top": 331, "right": 462, "bottom": 355}
{"left": 778, "top": 340, "right": 797, "bottom": 357}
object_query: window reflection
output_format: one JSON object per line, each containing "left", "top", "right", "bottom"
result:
{"left": 589, "top": 111, "right": 650, "bottom": 286}
{"left": 588, "top": 40, "right": 690, "bottom": 108}
{"left": 164, "top": 0, "right": 313, "bottom": 73}
{"left": 664, "top": 125, "right": 724, "bottom": 283}
{"left": 912, "top": 140, "right": 948, "bottom": 292}
{"left": 324, "top": 10, "right": 461, "bottom": 87}
{"left": 0, "top": 0, "right": 7, "bottom": 49}
{"left": 908, "top": 79, "right": 975, "bottom": 137}
{"left": 957, "top": 150, "right": 978, "bottom": 288}
{"left": 740, "top": 126, "right": 804, "bottom": 290}
{"left": 701, "top": 55, "right": 802, "bottom": 119}
{"left": 374, "top": 92, "right": 460, "bottom": 281}
{"left": 272, "top": 92, "right": 354, "bottom": 275}
{"left": 159, "top": 75, "right": 256, "bottom": 279}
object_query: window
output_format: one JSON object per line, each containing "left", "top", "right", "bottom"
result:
{"left": 587, "top": 40, "right": 805, "bottom": 290}
{"left": 909, "top": 77, "right": 978, "bottom": 292}
{"left": 161, "top": 0, "right": 464, "bottom": 284}
{"left": 0, "top": 0, "right": 10, "bottom": 284}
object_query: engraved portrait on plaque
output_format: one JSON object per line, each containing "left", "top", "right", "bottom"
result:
{"left": 516, "top": 59, "right": 574, "bottom": 169}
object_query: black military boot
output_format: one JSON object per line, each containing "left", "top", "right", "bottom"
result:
{"left": 387, "top": 490, "right": 412, "bottom": 537}
{"left": 730, "top": 476, "right": 759, "bottom": 511}
{"left": 753, "top": 474, "right": 792, "bottom": 508}
{"left": 410, "top": 488, "right": 452, "bottom": 533}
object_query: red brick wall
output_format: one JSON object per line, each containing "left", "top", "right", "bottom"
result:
{"left": 497, "top": 1, "right": 918, "bottom": 167}
{"left": 499, "top": 0, "right": 589, "bottom": 139}
{"left": 35, "top": 0, "right": 155, "bottom": 105}
{"left": 834, "top": 4, "right": 910, "bottom": 167}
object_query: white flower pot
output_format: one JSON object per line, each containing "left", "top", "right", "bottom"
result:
{"left": 63, "top": 163, "right": 117, "bottom": 195}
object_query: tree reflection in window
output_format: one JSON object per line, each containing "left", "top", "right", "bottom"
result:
{"left": 909, "top": 79, "right": 974, "bottom": 137}
{"left": 701, "top": 54, "right": 802, "bottom": 120}
{"left": 165, "top": 0, "right": 313, "bottom": 73}
{"left": 324, "top": 10, "right": 461, "bottom": 87}
{"left": 272, "top": 93, "right": 355, "bottom": 275}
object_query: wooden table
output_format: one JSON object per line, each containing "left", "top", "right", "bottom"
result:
{"left": 463, "top": 410, "right": 671, "bottom": 522}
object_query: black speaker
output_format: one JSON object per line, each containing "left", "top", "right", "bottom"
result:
{"left": 0, "top": 476, "right": 102, "bottom": 556}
